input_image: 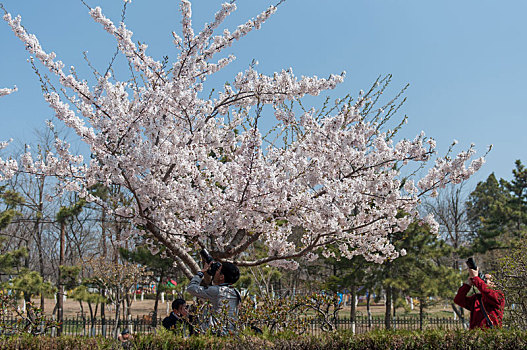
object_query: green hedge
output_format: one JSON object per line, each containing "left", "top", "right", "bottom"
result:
{"left": 2, "top": 329, "right": 527, "bottom": 350}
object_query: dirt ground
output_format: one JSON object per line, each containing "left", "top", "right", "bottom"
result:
{"left": 31, "top": 297, "right": 174, "bottom": 318}
{"left": 29, "top": 297, "right": 454, "bottom": 319}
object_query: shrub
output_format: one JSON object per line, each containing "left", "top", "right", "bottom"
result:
{"left": 1, "top": 329, "right": 527, "bottom": 349}
{"left": 0, "top": 335, "right": 117, "bottom": 350}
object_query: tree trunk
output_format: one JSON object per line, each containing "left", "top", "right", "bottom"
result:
{"left": 451, "top": 303, "right": 466, "bottom": 328}
{"left": 152, "top": 272, "right": 164, "bottom": 327}
{"left": 23, "top": 292, "right": 34, "bottom": 323}
{"left": 101, "top": 291, "right": 106, "bottom": 337}
{"left": 366, "top": 290, "right": 372, "bottom": 328}
{"left": 101, "top": 209, "right": 107, "bottom": 258}
{"left": 393, "top": 289, "right": 397, "bottom": 318}
{"left": 350, "top": 284, "right": 357, "bottom": 334}
{"left": 56, "top": 220, "right": 65, "bottom": 336}
{"left": 33, "top": 175, "right": 46, "bottom": 311}
{"left": 419, "top": 297, "right": 424, "bottom": 331}
{"left": 113, "top": 220, "right": 121, "bottom": 264}
{"left": 36, "top": 229, "right": 45, "bottom": 311}
{"left": 87, "top": 302, "right": 99, "bottom": 337}
{"left": 77, "top": 300, "right": 86, "bottom": 335}
{"left": 125, "top": 293, "right": 132, "bottom": 320}
{"left": 22, "top": 241, "right": 34, "bottom": 320}
{"left": 384, "top": 285, "right": 392, "bottom": 330}
{"left": 114, "top": 297, "right": 121, "bottom": 339}
{"left": 100, "top": 207, "right": 107, "bottom": 337}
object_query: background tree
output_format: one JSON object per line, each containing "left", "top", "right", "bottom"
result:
{"left": 0, "top": 185, "right": 26, "bottom": 275}
{"left": 396, "top": 222, "right": 459, "bottom": 330}
{"left": 9, "top": 130, "right": 60, "bottom": 311}
{"left": 501, "top": 160, "right": 527, "bottom": 240}
{"left": 84, "top": 257, "right": 150, "bottom": 338}
{"left": 494, "top": 236, "right": 527, "bottom": 329}
{"left": 371, "top": 219, "right": 459, "bottom": 329}
{"left": 424, "top": 182, "right": 472, "bottom": 325}
{"left": 120, "top": 244, "right": 178, "bottom": 326}
{"left": 54, "top": 197, "right": 85, "bottom": 334}
{"left": 324, "top": 253, "right": 372, "bottom": 334}
{"left": 62, "top": 265, "right": 107, "bottom": 336}
{"left": 465, "top": 160, "right": 527, "bottom": 273}
{"left": 466, "top": 173, "right": 511, "bottom": 254}
{"left": 4, "top": 269, "right": 55, "bottom": 321}
{"left": 425, "top": 183, "right": 472, "bottom": 265}
{"left": 1, "top": 179, "right": 55, "bottom": 323}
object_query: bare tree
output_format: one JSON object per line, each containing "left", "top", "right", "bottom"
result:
{"left": 423, "top": 182, "right": 473, "bottom": 327}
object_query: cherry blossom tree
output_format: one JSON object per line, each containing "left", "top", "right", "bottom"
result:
{"left": 0, "top": 1, "right": 485, "bottom": 278}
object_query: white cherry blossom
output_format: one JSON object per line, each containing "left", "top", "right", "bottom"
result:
{"left": 0, "top": 1, "right": 485, "bottom": 278}
{"left": 0, "top": 86, "right": 17, "bottom": 97}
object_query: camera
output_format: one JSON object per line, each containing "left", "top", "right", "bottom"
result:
{"left": 200, "top": 249, "right": 221, "bottom": 277}
{"left": 466, "top": 257, "right": 487, "bottom": 283}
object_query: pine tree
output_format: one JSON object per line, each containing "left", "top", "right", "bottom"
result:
{"left": 0, "top": 185, "right": 27, "bottom": 275}
{"left": 382, "top": 220, "right": 458, "bottom": 329}
{"left": 467, "top": 161, "right": 527, "bottom": 255}
{"left": 502, "top": 160, "right": 527, "bottom": 239}
{"left": 323, "top": 254, "right": 372, "bottom": 333}
{"left": 466, "top": 173, "right": 511, "bottom": 253}
{"left": 1, "top": 185, "right": 54, "bottom": 321}
{"left": 394, "top": 222, "right": 459, "bottom": 330}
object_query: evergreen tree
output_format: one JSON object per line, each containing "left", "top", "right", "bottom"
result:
{"left": 0, "top": 185, "right": 27, "bottom": 274}
{"left": 502, "top": 160, "right": 527, "bottom": 239}
{"left": 395, "top": 222, "right": 459, "bottom": 329}
{"left": 65, "top": 265, "right": 107, "bottom": 336}
{"left": 55, "top": 198, "right": 86, "bottom": 335}
{"left": 1, "top": 185, "right": 54, "bottom": 320}
{"left": 466, "top": 173, "right": 511, "bottom": 253}
{"left": 494, "top": 236, "right": 527, "bottom": 329}
{"left": 467, "top": 161, "right": 527, "bottom": 255}
{"left": 382, "top": 220, "right": 458, "bottom": 329}
{"left": 323, "top": 254, "right": 373, "bottom": 333}
{"left": 0, "top": 185, "right": 23, "bottom": 230}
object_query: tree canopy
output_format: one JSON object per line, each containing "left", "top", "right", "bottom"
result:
{"left": 0, "top": 1, "right": 484, "bottom": 278}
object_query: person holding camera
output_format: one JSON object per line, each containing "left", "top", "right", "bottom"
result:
{"left": 186, "top": 250, "right": 241, "bottom": 334}
{"left": 454, "top": 259, "right": 505, "bottom": 329}
{"left": 162, "top": 298, "right": 195, "bottom": 336}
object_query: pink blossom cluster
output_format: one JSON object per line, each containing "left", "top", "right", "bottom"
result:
{"left": 1, "top": 1, "right": 484, "bottom": 277}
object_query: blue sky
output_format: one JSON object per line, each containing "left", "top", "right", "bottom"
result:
{"left": 1, "top": 0, "right": 526, "bottom": 187}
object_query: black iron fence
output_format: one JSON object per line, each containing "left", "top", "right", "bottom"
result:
{"left": 0, "top": 315, "right": 463, "bottom": 337}
{"left": 306, "top": 316, "right": 463, "bottom": 335}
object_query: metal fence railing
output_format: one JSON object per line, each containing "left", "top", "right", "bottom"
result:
{"left": 306, "top": 316, "right": 463, "bottom": 335}
{"left": 0, "top": 315, "right": 463, "bottom": 337}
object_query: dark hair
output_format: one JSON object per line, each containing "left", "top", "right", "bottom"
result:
{"left": 220, "top": 262, "right": 240, "bottom": 284}
{"left": 172, "top": 298, "right": 186, "bottom": 311}
{"left": 121, "top": 328, "right": 130, "bottom": 335}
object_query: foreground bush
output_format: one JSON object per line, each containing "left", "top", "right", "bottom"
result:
{"left": 134, "top": 329, "right": 527, "bottom": 350}
{"left": 2, "top": 329, "right": 527, "bottom": 350}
